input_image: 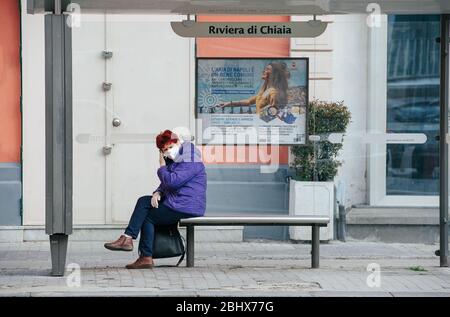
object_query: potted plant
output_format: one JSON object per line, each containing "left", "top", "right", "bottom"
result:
{"left": 289, "top": 100, "right": 351, "bottom": 241}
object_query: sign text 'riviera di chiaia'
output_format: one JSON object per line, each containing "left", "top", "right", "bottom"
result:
{"left": 208, "top": 25, "right": 292, "bottom": 35}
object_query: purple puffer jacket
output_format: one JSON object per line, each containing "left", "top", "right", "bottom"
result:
{"left": 153, "top": 141, "right": 207, "bottom": 216}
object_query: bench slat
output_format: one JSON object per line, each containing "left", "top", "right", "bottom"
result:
{"left": 180, "top": 216, "right": 329, "bottom": 226}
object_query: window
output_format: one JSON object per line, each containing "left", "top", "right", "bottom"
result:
{"left": 386, "top": 15, "right": 440, "bottom": 195}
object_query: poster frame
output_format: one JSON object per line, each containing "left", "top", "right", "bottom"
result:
{"left": 195, "top": 56, "right": 310, "bottom": 146}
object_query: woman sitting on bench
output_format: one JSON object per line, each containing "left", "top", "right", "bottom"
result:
{"left": 104, "top": 130, "right": 207, "bottom": 269}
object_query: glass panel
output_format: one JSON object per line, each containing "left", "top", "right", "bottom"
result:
{"left": 63, "top": 13, "right": 442, "bottom": 243}
{"left": 386, "top": 15, "right": 440, "bottom": 195}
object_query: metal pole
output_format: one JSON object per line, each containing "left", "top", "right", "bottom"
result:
{"left": 45, "top": 2, "right": 73, "bottom": 276}
{"left": 54, "top": 0, "right": 61, "bottom": 14}
{"left": 338, "top": 204, "right": 346, "bottom": 242}
{"left": 439, "top": 14, "right": 449, "bottom": 267}
{"left": 186, "top": 226, "right": 195, "bottom": 267}
{"left": 311, "top": 225, "right": 320, "bottom": 268}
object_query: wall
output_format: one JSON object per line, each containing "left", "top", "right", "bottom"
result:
{"left": 21, "top": 0, "right": 45, "bottom": 225}
{"left": 197, "top": 15, "right": 290, "bottom": 165}
{"left": 290, "top": 14, "right": 369, "bottom": 208}
{"left": 197, "top": 15, "right": 292, "bottom": 240}
{"left": 197, "top": 15, "right": 290, "bottom": 58}
{"left": 331, "top": 15, "right": 369, "bottom": 207}
{"left": 0, "top": 0, "right": 21, "bottom": 163}
{"left": 19, "top": 11, "right": 371, "bottom": 230}
{"left": 21, "top": 12, "right": 194, "bottom": 226}
{"left": 0, "top": 0, "right": 22, "bottom": 226}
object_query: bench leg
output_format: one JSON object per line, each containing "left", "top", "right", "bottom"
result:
{"left": 311, "top": 225, "right": 320, "bottom": 269}
{"left": 186, "top": 225, "right": 195, "bottom": 267}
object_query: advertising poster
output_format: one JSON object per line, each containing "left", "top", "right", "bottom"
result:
{"left": 196, "top": 58, "right": 308, "bottom": 144}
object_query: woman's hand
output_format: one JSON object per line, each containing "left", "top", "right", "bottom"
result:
{"left": 151, "top": 192, "right": 161, "bottom": 208}
{"left": 159, "top": 151, "right": 166, "bottom": 167}
{"left": 216, "top": 102, "right": 225, "bottom": 108}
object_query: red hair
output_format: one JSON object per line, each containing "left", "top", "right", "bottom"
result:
{"left": 156, "top": 130, "right": 179, "bottom": 150}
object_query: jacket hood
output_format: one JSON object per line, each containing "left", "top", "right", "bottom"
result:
{"left": 174, "top": 141, "right": 202, "bottom": 163}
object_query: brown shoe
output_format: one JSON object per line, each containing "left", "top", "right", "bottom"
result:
{"left": 104, "top": 235, "right": 133, "bottom": 251}
{"left": 125, "top": 256, "right": 154, "bottom": 269}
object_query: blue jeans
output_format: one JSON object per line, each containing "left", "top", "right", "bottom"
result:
{"left": 124, "top": 195, "right": 193, "bottom": 257}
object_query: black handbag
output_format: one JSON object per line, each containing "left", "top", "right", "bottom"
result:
{"left": 140, "top": 223, "right": 185, "bottom": 266}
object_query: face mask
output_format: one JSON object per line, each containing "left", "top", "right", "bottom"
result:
{"left": 165, "top": 144, "right": 180, "bottom": 160}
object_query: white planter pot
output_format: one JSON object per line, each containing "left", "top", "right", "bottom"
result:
{"left": 289, "top": 179, "right": 335, "bottom": 241}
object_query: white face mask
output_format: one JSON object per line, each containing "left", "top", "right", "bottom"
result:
{"left": 165, "top": 144, "right": 180, "bottom": 160}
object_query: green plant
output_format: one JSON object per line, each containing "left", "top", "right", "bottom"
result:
{"left": 291, "top": 100, "right": 351, "bottom": 182}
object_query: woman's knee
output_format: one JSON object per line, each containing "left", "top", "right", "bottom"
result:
{"left": 137, "top": 195, "right": 151, "bottom": 205}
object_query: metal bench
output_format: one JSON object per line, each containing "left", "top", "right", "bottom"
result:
{"left": 179, "top": 215, "right": 330, "bottom": 269}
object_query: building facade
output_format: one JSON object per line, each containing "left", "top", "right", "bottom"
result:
{"left": 0, "top": 0, "right": 443, "bottom": 242}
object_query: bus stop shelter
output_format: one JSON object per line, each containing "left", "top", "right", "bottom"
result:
{"left": 26, "top": 0, "right": 450, "bottom": 275}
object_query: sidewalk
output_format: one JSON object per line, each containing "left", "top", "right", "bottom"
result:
{"left": 1, "top": 239, "right": 450, "bottom": 297}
